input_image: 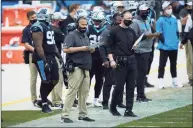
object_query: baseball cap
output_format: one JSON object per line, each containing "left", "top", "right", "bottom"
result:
{"left": 139, "top": 4, "right": 149, "bottom": 11}
{"left": 162, "top": 1, "right": 172, "bottom": 10}
{"left": 186, "top": 1, "right": 192, "bottom": 6}
{"left": 52, "top": 12, "right": 67, "bottom": 20}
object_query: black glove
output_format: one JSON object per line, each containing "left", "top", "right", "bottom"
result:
{"left": 44, "top": 60, "right": 51, "bottom": 73}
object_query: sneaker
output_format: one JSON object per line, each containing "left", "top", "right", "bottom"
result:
{"left": 93, "top": 100, "right": 102, "bottom": 107}
{"left": 158, "top": 78, "right": 165, "bottom": 89}
{"left": 136, "top": 97, "right": 152, "bottom": 103}
{"left": 124, "top": 110, "right": 137, "bottom": 117}
{"left": 33, "top": 100, "right": 42, "bottom": 108}
{"left": 47, "top": 99, "right": 54, "bottom": 107}
{"left": 145, "top": 77, "right": 154, "bottom": 88}
{"left": 172, "top": 78, "right": 184, "bottom": 88}
{"left": 78, "top": 117, "right": 95, "bottom": 122}
{"left": 60, "top": 117, "right": 73, "bottom": 123}
{"left": 54, "top": 104, "right": 64, "bottom": 109}
{"left": 42, "top": 103, "right": 52, "bottom": 113}
{"left": 93, "top": 98, "right": 102, "bottom": 107}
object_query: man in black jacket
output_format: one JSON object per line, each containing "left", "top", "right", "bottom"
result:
{"left": 107, "top": 10, "right": 137, "bottom": 117}
{"left": 99, "top": 13, "right": 126, "bottom": 109}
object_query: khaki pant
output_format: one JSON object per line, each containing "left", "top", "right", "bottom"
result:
{"left": 62, "top": 67, "right": 90, "bottom": 118}
{"left": 185, "top": 41, "right": 193, "bottom": 80}
{"left": 29, "top": 53, "right": 38, "bottom": 102}
{"left": 51, "top": 57, "right": 63, "bottom": 105}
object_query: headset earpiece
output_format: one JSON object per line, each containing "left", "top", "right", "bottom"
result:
{"left": 75, "top": 16, "right": 85, "bottom": 29}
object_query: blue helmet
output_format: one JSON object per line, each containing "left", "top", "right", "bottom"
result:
{"left": 36, "top": 8, "right": 52, "bottom": 23}
{"left": 66, "top": 23, "right": 76, "bottom": 34}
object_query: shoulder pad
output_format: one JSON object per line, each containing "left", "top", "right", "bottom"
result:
{"left": 30, "top": 22, "right": 43, "bottom": 33}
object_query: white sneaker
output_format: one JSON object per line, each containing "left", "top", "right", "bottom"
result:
{"left": 158, "top": 78, "right": 165, "bottom": 89}
{"left": 172, "top": 78, "right": 184, "bottom": 88}
{"left": 93, "top": 98, "right": 102, "bottom": 107}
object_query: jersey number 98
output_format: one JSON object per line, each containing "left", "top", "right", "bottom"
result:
{"left": 47, "top": 31, "right": 55, "bottom": 45}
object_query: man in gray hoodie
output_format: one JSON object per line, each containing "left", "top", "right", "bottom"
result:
{"left": 130, "top": 4, "right": 160, "bottom": 102}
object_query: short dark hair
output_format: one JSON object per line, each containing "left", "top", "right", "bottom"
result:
{"left": 121, "top": 10, "right": 131, "bottom": 18}
{"left": 112, "top": 13, "right": 121, "bottom": 20}
{"left": 27, "top": 10, "right": 36, "bottom": 19}
{"left": 69, "top": 4, "right": 80, "bottom": 13}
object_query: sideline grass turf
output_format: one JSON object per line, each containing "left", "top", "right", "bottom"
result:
{"left": 117, "top": 104, "right": 192, "bottom": 127}
{"left": 1, "top": 109, "right": 62, "bottom": 127}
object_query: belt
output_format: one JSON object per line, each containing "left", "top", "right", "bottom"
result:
{"left": 116, "top": 55, "right": 134, "bottom": 60}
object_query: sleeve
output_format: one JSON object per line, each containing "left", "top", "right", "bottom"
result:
{"left": 156, "top": 18, "right": 163, "bottom": 33}
{"left": 30, "top": 24, "right": 43, "bottom": 33}
{"left": 156, "top": 18, "right": 165, "bottom": 44}
{"left": 130, "top": 22, "right": 140, "bottom": 37}
{"left": 21, "top": 28, "right": 29, "bottom": 43}
{"left": 63, "top": 33, "right": 74, "bottom": 48}
{"left": 106, "top": 29, "right": 115, "bottom": 54}
{"left": 99, "top": 30, "right": 109, "bottom": 62}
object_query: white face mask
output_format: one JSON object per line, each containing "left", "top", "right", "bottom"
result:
{"left": 165, "top": 9, "right": 173, "bottom": 16}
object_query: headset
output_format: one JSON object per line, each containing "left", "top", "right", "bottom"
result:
{"left": 75, "top": 16, "right": 86, "bottom": 28}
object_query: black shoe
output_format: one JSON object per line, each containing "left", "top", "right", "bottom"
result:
{"left": 60, "top": 117, "right": 73, "bottom": 123}
{"left": 117, "top": 103, "right": 126, "bottom": 108}
{"left": 103, "top": 104, "right": 109, "bottom": 110}
{"left": 74, "top": 99, "right": 78, "bottom": 104}
{"left": 109, "top": 108, "right": 121, "bottom": 116}
{"left": 78, "top": 117, "right": 95, "bottom": 122}
{"left": 72, "top": 103, "right": 77, "bottom": 107}
{"left": 47, "top": 99, "right": 54, "bottom": 107}
{"left": 189, "top": 79, "right": 193, "bottom": 86}
{"left": 86, "top": 102, "right": 92, "bottom": 106}
{"left": 124, "top": 110, "right": 137, "bottom": 117}
{"left": 54, "top": 104, "right": 64, "bottom": 109}
{"left": 145, "top": 82, "right": 154, "bottom": 88}
{"left": 33, "top": 100, "right": 42, "bottom": 108}
{"left": 42, "top": 103, "right": 52, "bottom": 113}
{"left": 141, "top": 97, "right": 152, "bottom": 102}
{"left": 145, "top": 77, "right": 154, "bottom": 88}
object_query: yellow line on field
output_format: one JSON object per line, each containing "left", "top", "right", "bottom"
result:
{"left": 2, "top": 98, "right": 31, "bottom": 107}
{"left": 2, "top": 64, "right": 186, "bottom": 107}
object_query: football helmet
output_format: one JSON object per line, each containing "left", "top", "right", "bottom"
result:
{"left": 36, "top": 8, "right": 52, "bottom": 23}
{"left": 91, "top": 11, "right": 106, "bottom": 28}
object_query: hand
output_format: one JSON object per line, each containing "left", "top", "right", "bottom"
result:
{"left": 153, "top": 32, "right": 161, "bottom": 37}
{"left": 102, "top": 61, "right": 109, "bottom": 68}
{"left": 180, "top": 44, "right": 184, "bottom": 49}
{"left": 89, "top": 48, "right": 95, "bottom": 53}
{"left": 44, "top": 60, "right": 51, "bottom": 73}
{"left": 110, "top": 60, "right": 116, "bottom": 69}
{"left": 82, "top": 46, "right": 89, "bottom": 51}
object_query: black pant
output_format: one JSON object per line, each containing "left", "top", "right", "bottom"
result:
{"left": 158, "top": 50, "right": 178, "bottom": 78}
{"left": 35, "top": 55, "right": 59, "bottom": 103}
{"left": 147, "top": 44, "right": 155, "bottom": 75}
{"left": 102, "top": 68, "right": 123, "bottom": 106}
{"left": 111, "top": 55, "right": 136, "bottom": 111}
{"left": 90, "top": 59, "right": 104, "bottom": 98}
{"left": 135, "top": 53, "right": 150, "bottom": 97}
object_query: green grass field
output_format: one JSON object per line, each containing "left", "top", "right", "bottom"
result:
{"left": 1, "top": 109, "right": 62, "bottom": 127}
{"left": 117, "top": 104, "right": 192, "bottom": 127}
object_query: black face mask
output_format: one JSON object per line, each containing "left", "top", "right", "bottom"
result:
{"left": 140, "top": 12, "right": 149, "bottom": 20}
{"left": 30, "top": 19, "right": 37, "bottom": 24}
{"left": 187, "top": 9, "right": 192, "bottom": 14}
{"left": 124, "top": 20, "right": 132, "bottom": 26}
{"left": 78, "top": 27, "right": 87, "bottom": 33}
